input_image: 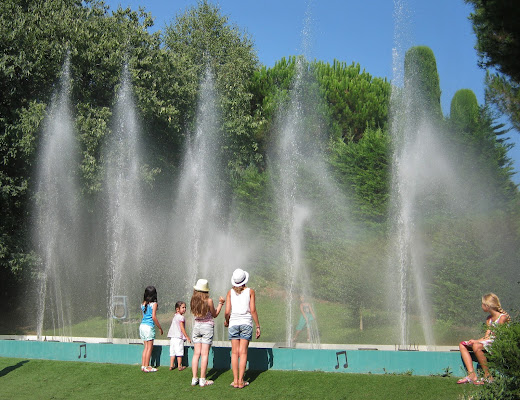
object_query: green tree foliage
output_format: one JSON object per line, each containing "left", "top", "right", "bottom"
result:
{"left": 449, "top": 89, "right": 516, "bottom": 203}
{"left": 163, "top": 0, "right": 260, "bottom": 175}
{"left": 250, "top": 57, "right": 391, "bottom": 150}
{"left": 465, "top": 0, "right": 520, "bottom": 83}
{"left": 330, "top": 128, "right": 389, "bottom": 223}
{"left": 450, "top": 89, "right": 480, "bottom": 132}
{"left": 314, "top": 60, "right": 390, "bottom": 141}
{"left": 0, "top": 0, "right": 170, "bottom": 299}
{"left": 485, "top": 72, "right": 520, "bottom": 132}
{"left": 250, "top": 57, "right": 298, "bottom": 157}
{"left": 404, "top": 46, "right": 443, "bottom": 120}
{"left": 465, "top": 0, "right": 520, "bottom": 130}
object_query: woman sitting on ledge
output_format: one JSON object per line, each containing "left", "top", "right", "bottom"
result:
{"left": 457, "top": 293, "right": 510, "bottom": 385}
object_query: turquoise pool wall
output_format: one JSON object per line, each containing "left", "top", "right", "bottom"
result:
{"left": 0, "top": 339, "right": 470, "bottom": 376}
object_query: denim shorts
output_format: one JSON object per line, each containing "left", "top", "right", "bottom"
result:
{"left": 192, "top": 322, "right": 214, "bottom": 345}
{"left": 139, "top": 324, "right": 155, "bottom": 341}
{"left": 228, "top": 324, "right": 253, "bottom": 341}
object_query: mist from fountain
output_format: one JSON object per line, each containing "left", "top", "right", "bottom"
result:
{"left": 35, "top": 57, "right": 79, "bottom": 339}
{"left": 105, "top": 64, "right": 146, "bottom": 340}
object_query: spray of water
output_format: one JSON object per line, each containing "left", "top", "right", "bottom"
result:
{"left": 35, "top": 57, "right": 79, "bottom": 339}
{"left": 105, "top": 64, "right": 146, "bottom": 340}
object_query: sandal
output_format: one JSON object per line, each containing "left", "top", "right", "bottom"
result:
{"left": 457, "top": 376, "right": 476, "bottom": 384}
{"left": 230, "top": 382, "right": 239, "bottom": 388}
{"left": 238, "top": 381, "right": 250, "bottom": 389}
{"left": 191, "top": 378, "right": 199, "bottom": 386}
{"left": 199, "top": 379, "right": 214, "bottom": 387}
{"left": 178, "top": 366, "right": 186, "bottom": 371}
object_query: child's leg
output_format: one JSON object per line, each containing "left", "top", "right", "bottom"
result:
{"left": 144, "top": 340, "right": 154, "bottom": 367}
{"left": 199, "top": 343, "right": 211, "bottom": 379}
{"left": 177, "top": 356, "right": 184, "bottom": 369}
{"left": 192, "top": 342, "right": 201, "bottom": 379}
{"left": 472, "top": 342, "right": 490, "bottom": 377}
{"left": 458, "top": 342, "right": 477, "bottom": 380}
{"left": 170, "top": 338, "right": 177, "bottom": 369}
{"left": 141, "top": 343, "right": 147, "bottom": 367}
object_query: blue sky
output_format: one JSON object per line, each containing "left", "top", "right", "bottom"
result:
{"left": 103, "top": 0, "right": 520, "bottom": 183}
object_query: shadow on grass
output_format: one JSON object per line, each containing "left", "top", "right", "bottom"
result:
{"left": 206, "top": 347, "right": 274, "bottom": 385}
{"left": 151, "top": 345, "right": 163, "bottom": 367}
{"left": 0, "top": 360, "right": 30, "bottom": 378}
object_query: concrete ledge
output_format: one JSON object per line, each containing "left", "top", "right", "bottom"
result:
{"left": 0, "top": 336, "right": 468, "bottom": 376}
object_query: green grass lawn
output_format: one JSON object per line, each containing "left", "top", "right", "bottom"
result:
{"left": 0, "top": 357, "right": 479, "bottom": 400}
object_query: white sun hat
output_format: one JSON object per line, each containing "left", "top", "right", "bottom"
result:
{"left": 231, "top": 268, "right": 249, "bottom": 287}
{"left": 193, "top": 278, "right": 210, "bottom": 292}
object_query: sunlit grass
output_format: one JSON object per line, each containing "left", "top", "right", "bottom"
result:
{"left": 0, "top": 357, "right": 479, "bottom": 400}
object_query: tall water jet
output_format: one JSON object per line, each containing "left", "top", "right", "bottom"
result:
{"left": 105, "top": 64, "right": 146, "bottom": 340}
{"left": 270, "top": 59, "right": 312, "bottom": 346}
{"left": 268, "top": 7, "right": 328, "bottom": 347}
{"left": 35, "top": 57, "right": 79, "bottom": 339}
{"left": 170, "top": 65, "right": 228, "bottom": 295}
{"left": 389, "top": 1, "right": 448, "bottom": 348}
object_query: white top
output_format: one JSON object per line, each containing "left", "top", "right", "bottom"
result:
{"left": 167, "top": 313, "right": 186, "bottom": 340}
{"left": 229, "top": 288, "right": 252, "bottom": 327}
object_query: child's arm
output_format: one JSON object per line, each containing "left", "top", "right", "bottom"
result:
{"left": 249, "top": 289, "right": 261, "bottom": 339}
{"left": 224, "top": 290, "right": 231, "bottom": 327}
{"left": 210, "top": 296, "right": 225, "bottom": 318}
{"left": 180, "top": 320, "right": 191, "bottom": 343}
{"left": 151, "top": 303, "right": 163, "bottom": 335}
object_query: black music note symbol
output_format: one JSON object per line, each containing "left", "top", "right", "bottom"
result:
{"left": 78, "top": 343, "right": 87, "bottom": 359}
{"left": 335, "top": 350, "right": 347, "bottom": 369}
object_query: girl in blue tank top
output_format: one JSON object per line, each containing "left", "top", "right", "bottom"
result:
{"left": 140, "top": 286, "right": 163, "bottom": 372}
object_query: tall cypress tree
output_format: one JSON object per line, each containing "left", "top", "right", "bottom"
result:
{"left": 404, "top": 46, "right": 443, "bottom": 121}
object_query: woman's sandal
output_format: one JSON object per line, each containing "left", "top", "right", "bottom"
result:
{"left": 238, "top": 381, "right": 250, "bottom": 389}
{"left": 199, "top": 380, "right": 214, "bottom": 387}
{"left": 457, "top": 376, "right": 475, "bottom": 384}
{"left": 178, "top": 366, "right": 186, "bottom": 371}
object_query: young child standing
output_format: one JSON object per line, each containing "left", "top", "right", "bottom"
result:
{"left": 190, "top": 278, "right": 225, "bottom": 387}
{"left": 139, "top": 285, "right": 163, "bottom": 372}
{"left": 168, "top": 301, "right": 191, "bottom": 371}
{"left": 457, "top": 293, "right": 510, "bottom": 384}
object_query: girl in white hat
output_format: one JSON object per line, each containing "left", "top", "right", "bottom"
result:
{"left": 189, "top": 278, "right": 225, "bottom": 387}
{"left": 224, "top": 268, "right": 261, "bottom": 388}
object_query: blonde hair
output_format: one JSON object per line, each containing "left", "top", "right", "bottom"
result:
{"left": 482, "top": 293, "right": 511, "bottom": 323}
{"left": 232, "top": 285, "right": 246, "bottom": 294}
{"left": 190, "top": 290, "right": 210, "bottom": 317}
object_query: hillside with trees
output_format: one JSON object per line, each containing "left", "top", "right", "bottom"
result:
{"left": 0, "top": 0, "right": 518, "bottom": 338}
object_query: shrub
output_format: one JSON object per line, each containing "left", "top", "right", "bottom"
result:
{"left": 472, "top": 320, "right": 520, "bottom": 399}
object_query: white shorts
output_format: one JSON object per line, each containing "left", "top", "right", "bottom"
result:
{"left": 139, "top": 324, "right": 155, "bottom": 341}
{"left": 170, "top": 337, "right": 185, "bottom": 357}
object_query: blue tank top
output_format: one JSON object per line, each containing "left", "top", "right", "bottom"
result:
{"left": 141, "top": 302, "right": 155, "bottom": 326}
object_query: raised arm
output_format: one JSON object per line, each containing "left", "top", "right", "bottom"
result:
{"left": 224, "top": 290, "right": 231, "bottom": 327}
{"left": 210, "top": 296, "right": 225, "bottom": 318}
